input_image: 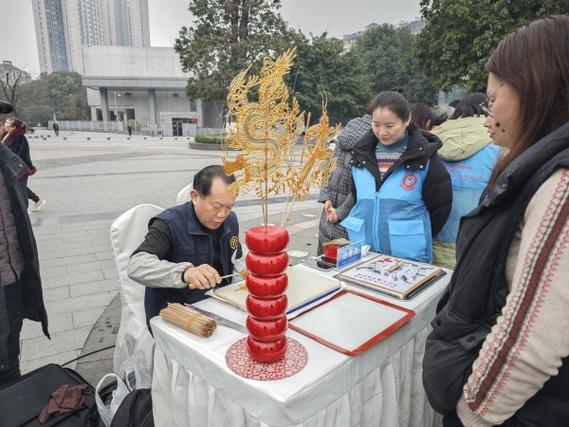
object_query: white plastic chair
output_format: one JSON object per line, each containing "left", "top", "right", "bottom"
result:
{"left": 111, "top": 204, "right": 164, "bottom": 375}
{"left": 176, "top": 183, "right": 193, "bottom": 206}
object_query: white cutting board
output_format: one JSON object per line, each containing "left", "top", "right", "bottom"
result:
{"left": 212, "top": 265, "right": 341, "bottom": 313}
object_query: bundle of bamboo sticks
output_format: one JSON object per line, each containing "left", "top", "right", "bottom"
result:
{"left": 160, "top": 303, "right": 217, "bottom": 337}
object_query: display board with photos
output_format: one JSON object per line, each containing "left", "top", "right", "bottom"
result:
{"left": 335, "top": 254, "right": 445, "bottom": 299}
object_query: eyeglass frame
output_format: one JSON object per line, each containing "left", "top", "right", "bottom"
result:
{"left": 479, "top": 82, "right": 506, "bottom": 117}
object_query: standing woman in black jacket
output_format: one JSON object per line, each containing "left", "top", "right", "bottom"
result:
{"left": 0, "top": 107, "right": 49, "bottom": 389}
{"left": 423, "top": 15, "right": 569, "bottom": 426}
{"left": 2, "top": 118, "right": 46, "bottom": 211}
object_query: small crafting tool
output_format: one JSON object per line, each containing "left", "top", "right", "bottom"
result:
{"left": 184, "top": 304, "right": 248, "bottom": 334}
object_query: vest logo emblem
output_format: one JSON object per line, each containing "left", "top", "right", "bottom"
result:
{"left": 230, "top": 236, "right": 239, "bottom": 250}
{"left": 401, "top": 173, "right": 418, "bottom": 190}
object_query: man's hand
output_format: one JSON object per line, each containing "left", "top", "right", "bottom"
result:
{"left": 183, "top": 264, "right": 221, "bottom": 290}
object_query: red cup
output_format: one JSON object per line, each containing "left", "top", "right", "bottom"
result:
{"left": 323, "top": 244, "right": 339, "bottom": 262}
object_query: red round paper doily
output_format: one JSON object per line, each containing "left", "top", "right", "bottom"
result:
{"left": 225, "top": 337, "right": 308, "bottom": 381}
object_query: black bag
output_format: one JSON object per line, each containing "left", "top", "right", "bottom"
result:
{"left": 85, "top": 379, "right": 154, "bottom": 427}
{"left": 110, "top": 389, "right": 153, "bottom": 427}
{"left": 0, "top": 364, "right": 96, "bottom": 427}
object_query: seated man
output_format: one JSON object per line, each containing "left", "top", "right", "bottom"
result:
{"left": 127, "top": 165, "right": 242, "bottom": 328}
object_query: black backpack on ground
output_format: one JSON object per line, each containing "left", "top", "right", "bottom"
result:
{"left": 109, "top": 389, "right": 153, "bottom": 427}
{"left": 85, "top": 377, "right": 154, "bottom": 427}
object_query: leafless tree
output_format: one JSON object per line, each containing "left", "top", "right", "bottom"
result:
{"left": 0, "top": 70, "right": 24, "bottom": 116}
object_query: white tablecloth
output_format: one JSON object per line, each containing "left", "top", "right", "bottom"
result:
{"left": 151, "top": 265, "right": 450, "bottom": 427}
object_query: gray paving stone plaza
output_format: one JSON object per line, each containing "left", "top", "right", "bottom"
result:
{"left": 21, "top": 129, "right": 322, "bottom": 384}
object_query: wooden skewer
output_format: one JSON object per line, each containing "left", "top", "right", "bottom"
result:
{"left": 387, "top": 260, "right": 404, "bottom": 273}
{"left": 220, "top": 272, "right": 241, "bottom": 280}
{"left": 188, "top": 271, "right": 247, "bottom": 289}
{"left": 160, "top": 303, "right": 217, "bottom": 337}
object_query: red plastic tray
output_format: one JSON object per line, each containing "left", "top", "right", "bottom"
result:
{"left": 288, "top": 289, "right": 415, "bottom": 356}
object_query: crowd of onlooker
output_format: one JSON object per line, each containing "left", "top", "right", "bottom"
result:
{"left": 318, "top": 89, "right": 499, "bottom": 270}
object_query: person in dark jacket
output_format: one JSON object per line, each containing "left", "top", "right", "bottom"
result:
{"left": 127, "top": 165, "right": 242, "bottom": 329}
{"left": 340, "top": 91, "right": 452, "bottom": 263}
{"left": 3, "top": 118, "right": 45, "bottom": 211}
{"left": 317, "top": 113, "right": 371, "bottom": 254}
{"left": 423, "top": 15, "right": 569, "bottom": 426}
{"left": 0, "top": 104, "right": 49, "bottom": 390}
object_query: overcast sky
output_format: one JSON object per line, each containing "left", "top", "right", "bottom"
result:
{"left": 0, "top": 0, "right": 421, "bottom": 77}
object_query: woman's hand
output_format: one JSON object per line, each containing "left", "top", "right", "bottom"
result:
{"left": 324, "top": 200, "right": 339, "bottom": 223}
{"left": 326, "top": 207, "right": 339, "bottom": 223}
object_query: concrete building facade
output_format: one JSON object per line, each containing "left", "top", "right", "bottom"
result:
{"left": 81, "top": 46, "right": 206, "bottom": 136}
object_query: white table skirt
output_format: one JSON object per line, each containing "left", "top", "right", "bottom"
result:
{"left": 151, "top": 265, "right": 449, "bottom": 427}
{"left": 154, "top": 325, "right": 443, "bottom": 427}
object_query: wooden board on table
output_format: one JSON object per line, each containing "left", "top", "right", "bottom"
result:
{"left": 212, "top": 265, "right": 341, "bottom": 314}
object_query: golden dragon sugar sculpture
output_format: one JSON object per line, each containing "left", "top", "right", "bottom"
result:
{"left": 223, "top": 49, "right": 339, "bottom": 226}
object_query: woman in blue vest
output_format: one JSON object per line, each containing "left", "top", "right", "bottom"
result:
{"left": 432, "top": 93, "right": 501, "bottom": 269}
{"left": 341, "top": 90, "right": 452, "bottom": 263}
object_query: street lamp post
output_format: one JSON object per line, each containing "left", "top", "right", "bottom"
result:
{"left": 113, "top": 92, "right": 121, "bottom": 128}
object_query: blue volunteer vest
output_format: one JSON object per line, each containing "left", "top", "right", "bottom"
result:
{"left": 436, "top": 144, "right": 500, "bottom": 244}
{"left": 341, "top": 163, "right": 432, "bottom": 262}
{"left": 144, "top": 202, "right": 241, "bottom": 325}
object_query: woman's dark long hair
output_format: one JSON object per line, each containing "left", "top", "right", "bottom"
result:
{"left": 487, "top": 15, "right": 569, "bottom": 186}
{"left": 411, "top": 103, "right": 434, "bottom": 130}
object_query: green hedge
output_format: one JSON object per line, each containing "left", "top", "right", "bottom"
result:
{"left": 195, "top": 134, "right": 227, "bottom": 144}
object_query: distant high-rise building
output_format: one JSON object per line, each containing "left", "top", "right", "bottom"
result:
{"left": 32, "top": 0, "right": 70, "bottom": 72}
{"left": 342, "top": 19, "right": 424, "bottom": 51}
{"left": 77, "top": 0, "right": 110, "bottom": 46}
{"left": 109, "top": 0, "right": 151, "bottom": 47}
{"left": 32, "top": 0, "right": 150, "bottom": 74}
{"left": 342, "top": 23, "right": 379, "bottom": 52}
{"left": 396, "top": 18, "right": 425, "bottom": 34}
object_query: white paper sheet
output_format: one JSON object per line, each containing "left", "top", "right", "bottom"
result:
{"left": 290, "top": 292, "right": 408, "bottom": 352}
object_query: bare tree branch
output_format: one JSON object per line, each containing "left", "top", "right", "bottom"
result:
{"left": 0, "top": 70, "right": 23, "bottom": 115}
